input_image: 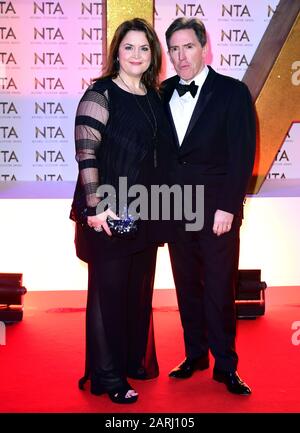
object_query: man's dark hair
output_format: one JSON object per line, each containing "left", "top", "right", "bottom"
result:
{"left": 165, "top": 18, "right": 207, "bottom": 48}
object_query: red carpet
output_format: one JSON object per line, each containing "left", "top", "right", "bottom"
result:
{"left": 0, "top": 287, "right": 300, "bottom": 413}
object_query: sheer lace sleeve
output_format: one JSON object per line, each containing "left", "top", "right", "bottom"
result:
{"left": 75, "top": 87, "right": 109, "bottom": 216}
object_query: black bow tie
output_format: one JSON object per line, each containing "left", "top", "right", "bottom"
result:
{"left": 176, "top": 80, "right": 199, "bottom": 98}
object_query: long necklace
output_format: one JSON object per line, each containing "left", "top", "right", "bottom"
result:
{"left": 118, "top": 74, "right": 158, "bottom": 167}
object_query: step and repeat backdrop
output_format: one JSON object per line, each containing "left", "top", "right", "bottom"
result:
{"left": 1, "top": 0, "right": 299, "bottom": 189}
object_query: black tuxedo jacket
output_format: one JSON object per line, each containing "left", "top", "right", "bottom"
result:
{"left": 161, "top": 66, "right": 256, "bottom": 217}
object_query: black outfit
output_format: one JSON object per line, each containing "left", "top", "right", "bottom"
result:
{"left": 162, "top": 66, "right": 256, "bottom": 372}
{"left": 71, "top": 77, "right": 171, "bottom": 393}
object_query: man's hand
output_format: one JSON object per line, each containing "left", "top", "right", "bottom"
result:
{"left": 213, "top": 209, "right": 234, "bottom": 236}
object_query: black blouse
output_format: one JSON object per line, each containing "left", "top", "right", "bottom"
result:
{"left": 75, "top": 78, "right": 161, "bottom": 216}
{"left": 72, "top": 77, "right": 173, "bottom": 261}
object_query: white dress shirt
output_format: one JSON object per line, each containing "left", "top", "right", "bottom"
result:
{"left": 170, "top": 65, "right": 209, "bottom": 146}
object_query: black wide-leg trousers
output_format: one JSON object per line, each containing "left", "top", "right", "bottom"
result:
{"left": 84, "top": 245, "right": 159, "bottom": 391}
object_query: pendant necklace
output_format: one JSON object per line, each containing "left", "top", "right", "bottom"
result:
{"left": 118, "top": 74, "right": 158, "bottom": 168}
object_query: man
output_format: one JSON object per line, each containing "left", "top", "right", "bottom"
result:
{"left": 162, "top": 18, "right": 256, "bottom": 395}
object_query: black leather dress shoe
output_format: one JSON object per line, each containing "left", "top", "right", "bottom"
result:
{"left": 213, "top": 368, "right": 251, "bottom": 395}
{"left": 169, "top": 356, "right": 209, "bottom": 379}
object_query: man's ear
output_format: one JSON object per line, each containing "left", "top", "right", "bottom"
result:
{"left": 202, "top": 44, "right": 208, "bottom": 58}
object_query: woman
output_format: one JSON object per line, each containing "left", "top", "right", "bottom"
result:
{"left": 70, "top": 18, "right": 171, "bottom": 404}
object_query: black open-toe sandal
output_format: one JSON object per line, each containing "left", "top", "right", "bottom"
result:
{"left": 80, "top": 374, "right": 138, "bottom": 403}
{"left": 108, "top": 382, "right": 138, "bottom": 404}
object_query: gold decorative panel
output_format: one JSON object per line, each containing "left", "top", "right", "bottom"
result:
{"left": 252, "top": 13, "right": 300, "bottom": 192}
{"left": 106, "top": 0, "right": 153, "bottom": 48}
{"left": 243, "top": 1, "right": 300, "bottom": 193}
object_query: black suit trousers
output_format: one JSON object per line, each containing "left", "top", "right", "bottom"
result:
{"left": 168, "top": 215, "right": 241, "bottom": 372}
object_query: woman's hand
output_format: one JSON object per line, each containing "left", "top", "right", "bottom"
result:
{"left": 87, "top": 209, "right": 119, "bottom": 236}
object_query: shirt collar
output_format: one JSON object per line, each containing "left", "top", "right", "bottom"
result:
{"left": 179, "top": 65, "right": 209, "bottom": 87}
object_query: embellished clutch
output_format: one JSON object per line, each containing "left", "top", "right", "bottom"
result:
{"left": 70, "top": 194, "right": 139, "bottom": 240}
{"left": 107, "top": 216, "right": 139, "bottom": 240}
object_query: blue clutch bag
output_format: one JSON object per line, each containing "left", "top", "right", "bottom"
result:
{"left": 107, "top": 217, "right": 139, "bottom": 240}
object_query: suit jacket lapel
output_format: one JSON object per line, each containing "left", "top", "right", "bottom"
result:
{"left": 162, "top": 76, "right": 181, "bottom": 149}
{"left": 166, "top": 103, "right": 180, "bottom": 148}
{"left": 183, "top": 67, "right": 216, "bottom": 143}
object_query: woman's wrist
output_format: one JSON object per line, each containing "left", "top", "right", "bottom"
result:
{"left": 87, "top": 206, "right": 97, "bottom": 216}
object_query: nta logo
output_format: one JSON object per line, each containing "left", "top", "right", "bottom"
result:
{"left": 0, "top": 150, "right": 18, "bottom": 162}
{"left": 81, "top": 52, "right": 102, "bottom": 65}
{"left": 35, "top": 126, "right": 64, "bottom": 139}
{"left": 220, "top": 53, "right": 249, "bottom": 67}
{"left": 34, "top": 27, "right": 64, "bottom": 40}
{"left": 34, "top": 52, "right": 64, "bottom": 65}
{"left": 34, "top": 77, "right": 64, "bottom": 90}
{"left": 222, "top": 4, "right": 250, "bottom": 17}
{"left": 35, "top": 150, "right": 65, "bottom": 162}
{"left": 0, "top": 77, "right": 17, "bottom": 90}
{"left": 81, "top": 28, "right": 102, "bottom": 40}
{"left": 33, "top": 2, "right": 64, "bottom": 15}
{"left": 176, "top": 3, "right": 204, "bottom": 17}
{"left": 221, "top": 29, "right": 250, "bottom": 42}
{"left": 36, "top": 174, "right": 63, "bottom": 181}
{"left": 35, "top": 102, "right": 64, "bottom": 114}
{"left": 0, "top": 52, "right": 17, "bottom": 64}
{"left": 0, "top": 126, "right": 18, "bottom": 138}
{"left": 81, "top": 2, "right": 102, "bottom": 15}
{"left": 0, "top": 102, "right": 18, "bottom": 114}
{"left": 0, "top": 2, "right": 16, "bottom": 14}
{"left": 0, "top": 27, "right": 16, "bottom": 39}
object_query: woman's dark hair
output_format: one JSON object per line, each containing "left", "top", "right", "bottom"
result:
{"left": 165, "top": 17, "right": 207, "bottom": 48}
{"left": 101, "top": 18, "right": 162, "bottom": 89}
